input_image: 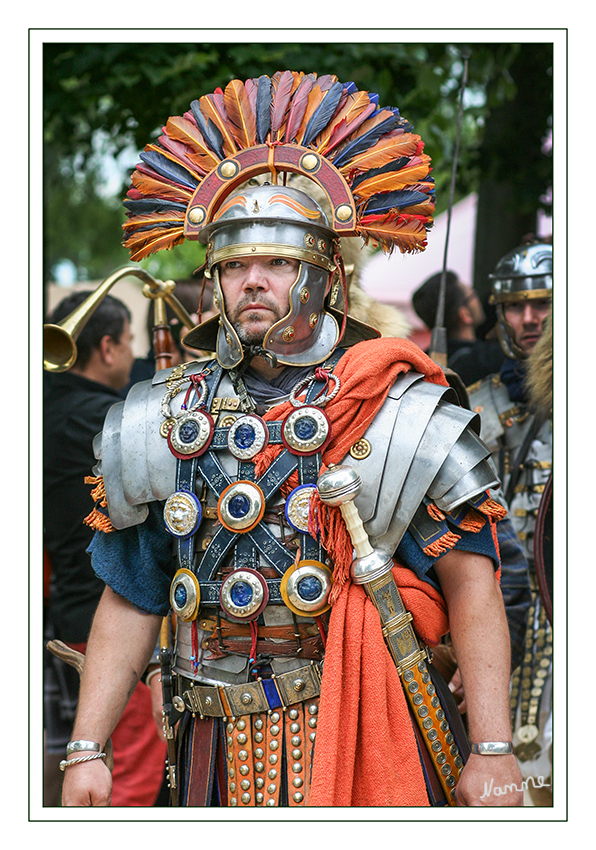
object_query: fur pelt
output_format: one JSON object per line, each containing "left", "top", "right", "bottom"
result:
{"left": 525, "top": 311, "right": 552, "bottom": 421}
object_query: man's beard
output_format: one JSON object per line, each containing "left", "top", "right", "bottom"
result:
{"left": 228, "top": 296, "right": 287, "bottom": 346}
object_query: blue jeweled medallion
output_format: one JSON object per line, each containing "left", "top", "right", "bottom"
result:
{"left": 217, "top": 480, "right": 266, "bottom": 533}
{"left": 280, "top": 560, "right": 333, "bottom": 616}
{"left": 281, "top": 406, "right": 331, "bottom": 456}
{"left": 170, "top": 568, "right": 201, "bottom": 621}
{"left": 167, "top": 409, "right": 214, "bottom": 459}
{"left": 219, "top": 568, "right": 269, "bottom": 621}
{"left": 227, "top": 414, "right": 269, "bottom": 460}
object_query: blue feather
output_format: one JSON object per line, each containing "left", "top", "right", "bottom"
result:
{"left": 190, "top": 99, "right": 225, "bottom": 159}
{"left": 139, "top": 150, "right": 199, "bottom": 190}
{"left": 350, "top": 156, "right": 411, "bottom": 192}
{"left": 256, "top": 75, "right": 272, "bottom": 143}
{"left": 331, "top": 112, "right": 400, "bottom": 168}
{"left": 301, "top": 81, "right": 345, "bottom": 147}
{"left": 124, "top": 198, "right": 188, "bottom": 216}
{"left": 362, "top": 189, "right": 431, "bottom": 214}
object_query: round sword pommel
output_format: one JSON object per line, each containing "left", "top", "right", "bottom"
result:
{"left": 316, "top": 463, "right": 362, "bottom": 506}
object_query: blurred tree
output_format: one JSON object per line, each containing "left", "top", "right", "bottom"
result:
{"left": 43, "top": 40, "right": 552, "bottom": 301}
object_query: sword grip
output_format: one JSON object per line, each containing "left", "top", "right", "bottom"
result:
{"left": 338, "top": 500, "right": 374, "bottom": 559}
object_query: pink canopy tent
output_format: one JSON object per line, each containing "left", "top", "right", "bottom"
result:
{"left": 359, "top": 193, "right": 478, "bottom": 349}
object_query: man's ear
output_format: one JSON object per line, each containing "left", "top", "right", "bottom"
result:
{"left": 458, "top": 304, "right": 473, "bottom": 327}
{"left": 98, "top": 334, "right": 116, "bottom": 365}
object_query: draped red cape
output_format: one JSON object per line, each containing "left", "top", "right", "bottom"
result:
{"left": 255, "top": 338, "right": 452, "bottom": 805}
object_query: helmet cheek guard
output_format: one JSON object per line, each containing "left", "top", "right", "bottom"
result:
{"left": 201, "top": 184, "right": 346, "bottom": 367}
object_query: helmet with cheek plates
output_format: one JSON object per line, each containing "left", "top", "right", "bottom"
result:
{"left": 489, "top": 242, "right": 552, "bottom": 360}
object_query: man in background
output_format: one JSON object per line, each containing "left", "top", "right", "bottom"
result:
{"left": 412, "top": 270, "right": 504, "bottom": 386}
{"left": 43, "top": 290, "right": 167, "bottom": 806}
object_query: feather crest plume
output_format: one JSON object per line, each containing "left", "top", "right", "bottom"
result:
{"left": 123, "top": 71, "right": 434, "bottom": 261}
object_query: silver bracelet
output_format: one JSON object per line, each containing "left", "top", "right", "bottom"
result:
{"left": 470, "top": 741, "right": 514, "bottom": 755}
{"left": 145, "top": 668, "right": 161, "bottom": 687}
{"left": 59, "top": 752, "right": 107, "bottom": 771}
{"left": 66, "top": 740, "right": 101, "bottom": 756}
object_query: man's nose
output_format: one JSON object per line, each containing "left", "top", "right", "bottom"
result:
{"left": 243, "top": 261, "right": 268, "bottom": 290}
{"left": 522, "top": 302, "right": 540, "bottom": 324}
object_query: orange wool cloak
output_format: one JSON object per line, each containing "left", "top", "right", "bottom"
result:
{"left": 257, "top": 338, "right": 451, "bottom": 805}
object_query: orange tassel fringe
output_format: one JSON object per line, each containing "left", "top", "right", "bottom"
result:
{"left": 426, "top": 502, "right": 445, "bottom": 522}
{"left": 476, "top": 498, "right": 507, "bottom": 520}
{"left": 308, "top": 491, "right": 354, "bottom": 605}
{"left": 83, "top": 475, "right": 114, "bottom": 533}
{"left": 422, "top": 530, "right": 461, "bottom": 558}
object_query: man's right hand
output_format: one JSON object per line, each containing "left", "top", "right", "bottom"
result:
{"left": 61, "top": 758, "right": 113, "bottom": 806}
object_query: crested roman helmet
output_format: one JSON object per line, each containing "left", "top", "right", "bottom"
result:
{"left": 122, "top": 71, "right": 436, "bottom": 368}
{"left": 488, "top": 241, "right": 552, "bottom": 361}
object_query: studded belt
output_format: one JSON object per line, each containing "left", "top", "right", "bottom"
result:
{"left": 177, "top": 661, "right": 323, "bottom": 719}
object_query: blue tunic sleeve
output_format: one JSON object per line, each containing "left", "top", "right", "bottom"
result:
{"left": 397, "top": 503, "right": 501, "bottom": 591}
{"left": 87, "top": 501, "right": 175, "bottom": 616}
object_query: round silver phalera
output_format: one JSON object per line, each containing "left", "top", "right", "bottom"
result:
{"left": 217, "top": 481, "right": 265, "bottom": 533}
{"left": 163, "top": 490, "right": 202, "bottom": 538}
{"left": 282, "top": 406, "right": 330, "bottom": 456}
{"left": 170, "top": 568, "right": 201, "bottom": 621}
{"left": 283, "top": 562, "right": 332, "bottom": 615}
{"left": 285, "top": 484, "right": 316, "bottom": 533}
{"left": 220, "top": 569, "right": 269, "bottom": 620}
{"left": 167, "top": 410, "right": 213, "bottom": 457}
{"left": 227, "top": 414, "right": 269, "bottom": 460}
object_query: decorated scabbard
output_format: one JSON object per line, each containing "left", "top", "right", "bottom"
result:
{"left": 317, "top": 464, "right": 463, "bottom": 805}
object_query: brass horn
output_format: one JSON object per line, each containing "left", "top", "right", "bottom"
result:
{"left": 44, "top": 266, "right": 196, "bottom": 373}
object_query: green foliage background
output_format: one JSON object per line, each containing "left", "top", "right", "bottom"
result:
{"left": 43, "top": 39, "right": 554, "bottom": 291}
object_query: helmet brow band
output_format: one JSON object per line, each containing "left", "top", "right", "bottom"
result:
{"left": 210, "top": 243, "right": 336, "bottom": 272}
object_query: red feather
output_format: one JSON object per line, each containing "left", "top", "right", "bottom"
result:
{"left": 224, "top": 79, "right": 256, "bottom": 149}
{"left": 270, "top": 70, "right": 295, "bottom": 140}
{"left": 245, "top": 77, "right": 258, "bottom": 113}
{"left": 283, "top": 74, "right": 316, "bottom": 143}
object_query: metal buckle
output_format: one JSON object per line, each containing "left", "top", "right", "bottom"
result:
{"left": 183, "top": 684, "right": 227, "bottom": 717}
{"left": 224, "top": 681, "right": 270, "bottom": 716}
{"left": 275, "top": 662, "right": 323, "bottom": 707}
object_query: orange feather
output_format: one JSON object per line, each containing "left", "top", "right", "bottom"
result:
{"left": 224, "top": 79, "right": 256, "bottom": 149}
{"left": 165, "top": 116, "right": 220, "bottom": 170}
{"left": 295, "top": 82, "right": 326, "bottom": 145}
{"left": 123, "top": 225, "right": 185, "bottom": 261}
{"left": 338, "top": 133, "right": 423, "bottom": 176}
{"left": 131, "top": 170, "right": 193, "bottom": 202}
{"left": 357, "top": 213, "right": 428, "bottom": 254}
{"left": 122, "top": 210, "right": 185, "bottom": 231}
{"left": 351, "top": 156, "right": 432, "bottom": 201}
